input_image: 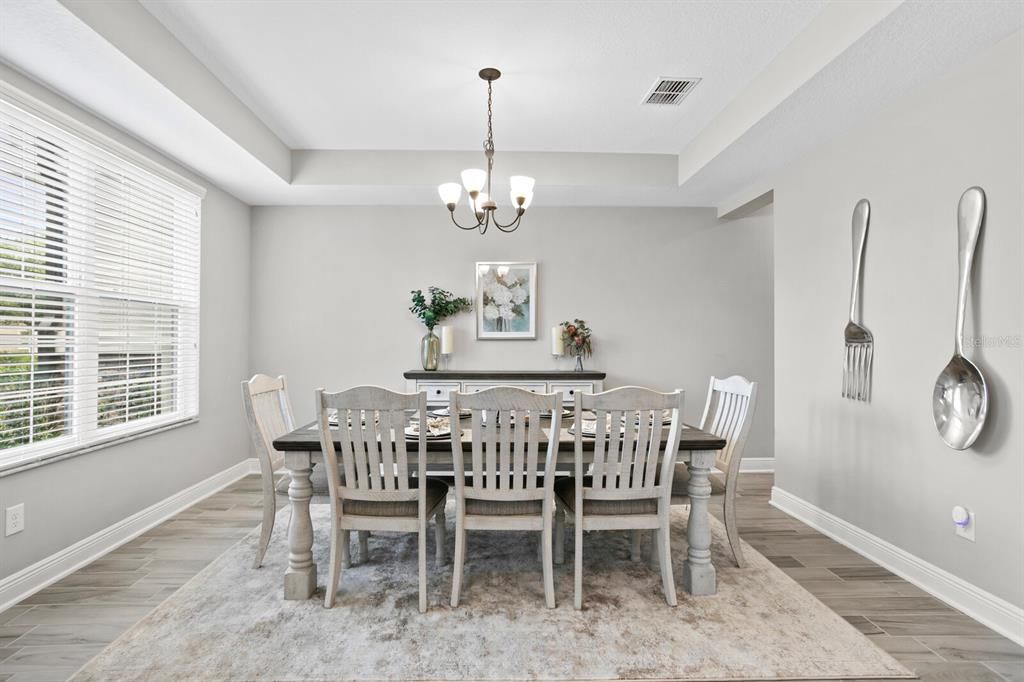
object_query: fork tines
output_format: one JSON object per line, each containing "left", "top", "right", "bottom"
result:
{"left": 842, "top": 340, "right": 873, "bottom": 401}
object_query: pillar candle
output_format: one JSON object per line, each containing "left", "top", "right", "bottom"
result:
{"left": 440, "top": 326, "right": 454, "bottom": 355}
{"left": 551, "top": 326, "right": 564, "bottom": 355}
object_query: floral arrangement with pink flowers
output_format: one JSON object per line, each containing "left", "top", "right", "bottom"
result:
{"left": 561, "top": 319, "right": 593, "bottom": 359}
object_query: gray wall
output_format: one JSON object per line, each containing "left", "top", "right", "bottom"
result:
{"left": 772, "top": 32, "right": 1022, "bottom": 606}
{"left": 250, "top": 205, "right": 774, "bottom": 461}
{"left": 0, "top": 67, "right": 252, "bottom": 580}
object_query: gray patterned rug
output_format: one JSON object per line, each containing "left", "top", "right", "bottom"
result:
{"left": 73, "top": 503, "right": 913, "bottom": 681}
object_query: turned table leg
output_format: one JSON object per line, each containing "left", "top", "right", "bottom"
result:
{"left": 682, "top": 450, "right": 717, "bottom": 596}
{"left": 284, "top": 450, "right": 317, "bottom": 600}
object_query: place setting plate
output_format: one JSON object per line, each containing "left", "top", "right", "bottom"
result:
{"left": 404, "top": 416, "right": 452, "bottom": 440}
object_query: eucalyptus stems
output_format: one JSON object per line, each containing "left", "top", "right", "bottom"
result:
{"left": 409, "top": 287, "right": 472, "bottom": 331}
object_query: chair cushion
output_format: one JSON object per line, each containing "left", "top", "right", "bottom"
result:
{"left": 342, "top": 477, "right": 448, "bottom": 517}
{"left": 464, "top": 498, "right": 544, "bottom": 516}
{"left": 669, "top": 464, "right": 727, "bottom": 498}
{"left": 553, "top": 477, "right": 658, "bottom": 516}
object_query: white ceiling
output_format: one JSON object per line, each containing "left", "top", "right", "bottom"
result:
{"left": 683, "top": 0, "right": 1024, "bottom": 206}
{"left": 0, "top": 1, "right": 1020, "bottom": 208}
{"left": 138, "top": 0, "right": 825, "bottom": 154}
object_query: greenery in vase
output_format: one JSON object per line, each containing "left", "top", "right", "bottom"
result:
{"left": 561, "top": 318, "right": 593, "bottom": 358}
{"left": 409, "top": 286, "right": 472, "bottom": 332}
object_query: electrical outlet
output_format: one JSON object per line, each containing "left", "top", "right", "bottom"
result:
{"left": 953, "top": 507, "right": 975, "bottom": 542}
{"left": 5, "top": 503, "right": 24, "bottom": 536}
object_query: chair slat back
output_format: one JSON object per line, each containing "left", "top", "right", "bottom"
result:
{"left": 316, "top": 386, "right": 427, "bottom": 503}
{"left": 699, "top": 375, "right": 758, "bottom": 479}
{"left": 576, "top": 386, "right": 683, "bottom": 498}
{"left": 450, "top": 386, "right": 562, "bottom": 500}
{"left": 242, "top": 374, "right": 295, "bottom": 475}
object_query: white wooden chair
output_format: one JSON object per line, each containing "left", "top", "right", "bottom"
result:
{"left": 449, "top": 386, "right": 563, "bottom": 608}
{"left": 241, "top": 374, "right": 297, "bottom": 569}
{"left": 555, "top": 386, "right": 684, "bottom": 609}
{"left": 670, "top": 375, "right": 758, "bottom": 567}
{"left": 316, "top": 386, "right": 448, "bottom": 612}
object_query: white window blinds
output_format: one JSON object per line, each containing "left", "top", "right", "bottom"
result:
{"left": 0, "top": 92, "right": 201, "bottom": 469}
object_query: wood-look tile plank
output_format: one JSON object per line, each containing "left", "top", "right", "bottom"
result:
{"left": 868, "top": 613, "right": 1003, "bottom": 637}
{"left": 983, "top": 660, "right": 1024, "bottom": 681}
{"left": 780, "top": 566, "right": 841, "bottom": 581}
{"left": 74, "top": 558, "right": 151, "bottom": 574}
{"left": 7, "top": 673, "right": 80, "bottom": 682}
{"left": 8, "top": 605, "right": 152, "bottom": 627}
{"left": 915, "top": 636, "right": 1024, "bottom": 662}
{"left": 907, "top": 660, "right": 1007, "bottom": 681}
{"left": 0, "top": 627, "right": 33, "bottom": 650}
{"left": 48, "top": 571, "right": 143, "bottom": 589}
{"left": 844, "top": 615, "right": 885, "bottom": 635}
{"left": 6, "top": 623, "right": 125, "bottom": 649}
{"left": 797, "top": 579, "right": 907, "bottom": 598}
{"left": 829, "top": 565, "right": 902, "bottom": 581}
{"left": 784, "top": 552, "right": 880, "bottom": 568}
{"left": 0, "top": 611, "right": 29, "bottom": 628}
{"left": 0, "top": 645, "right": 104, "bottom": 675}
{"left": 866, "top": 634, "right": 945, "bottom": 663}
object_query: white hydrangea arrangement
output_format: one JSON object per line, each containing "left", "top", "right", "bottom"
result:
{"left": 480, "top": 267, "right": 529, "bottom": 331}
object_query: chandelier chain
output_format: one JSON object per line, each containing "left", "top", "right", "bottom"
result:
{"left": 485, "top": 79, "right": 494, "bottom": 153}
{"left": 444, "top": 67, "right": 528, "bottom": 235}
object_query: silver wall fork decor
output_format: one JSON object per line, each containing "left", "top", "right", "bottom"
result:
{"left": 843, "top": 198, "right": 873, "bottom": 401}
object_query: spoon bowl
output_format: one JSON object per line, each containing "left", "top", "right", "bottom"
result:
{"left": 932, "top": 186, "right": 987, "bottom": 450}
{"left": 933, "top": 353, "right": 988, "bottom": 450}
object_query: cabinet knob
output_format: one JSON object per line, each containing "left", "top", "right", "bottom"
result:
{"left": 568, "top": 389, "right": 575, "bottom": 395}
{"left": 435, "top": 389, "right": 441, "bottom": 395}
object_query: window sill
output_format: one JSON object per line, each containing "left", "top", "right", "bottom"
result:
{"left": 0, "top": 417, "right": 200, "bottom": 478}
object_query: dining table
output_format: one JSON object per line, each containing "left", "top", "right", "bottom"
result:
{"left": 272, "top": 419, "right": 727, "bottom": 601}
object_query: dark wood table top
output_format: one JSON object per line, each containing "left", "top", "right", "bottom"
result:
{"left": 273, "top": 420, "right": 726, "bottom": 453}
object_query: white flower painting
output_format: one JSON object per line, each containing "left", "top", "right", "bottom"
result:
{"left": 475, "top": 262, "right": 537, "bottom": 339}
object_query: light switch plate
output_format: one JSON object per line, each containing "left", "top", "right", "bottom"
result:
{"left": 5, "top": 503, "right": 24, "bottom": 536}
{"left": 955, "top": 510, "right": 975, "bottom": 542}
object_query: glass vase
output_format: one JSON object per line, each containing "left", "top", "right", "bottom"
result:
{"left": 574, "top": 354, "right": 584, "bottom": 372}
{"left": 421, "top": 331, "right": 441, "bottom": 371}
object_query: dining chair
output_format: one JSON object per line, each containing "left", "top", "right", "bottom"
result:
{"left": 242, "top": 374, "right": 298, "bottom": 569}
{"left": 448, "top": 386, "right": 563, "bottom": 608}
{"left": 316, "top": 386, "right": 448, "bottom": 612}
{"left": 670, "top": 375, "right": 758, "bottom": 567}
{"left": 555, "top": 386, "right": 684, "bottom": 609}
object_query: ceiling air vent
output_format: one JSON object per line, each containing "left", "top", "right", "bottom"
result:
{"left": 642, "top": 77, "right": 701, "bottom": 106}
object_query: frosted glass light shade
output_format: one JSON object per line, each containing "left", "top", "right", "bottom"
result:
{"left": 438, "top": 183, "right": 461, "bottom": 206}
{"left": 509, "top": 175, "right": 535, "bottom": 198}
{"left": 461, "top": 169, "right": 487, "bottom": 193}
{"left": 474, "top": 192, "right": 490, "bottom": 210}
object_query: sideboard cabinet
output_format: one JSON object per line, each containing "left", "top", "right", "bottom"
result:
{"left": 403, "top": 370, "right": 606, "bottom": 406}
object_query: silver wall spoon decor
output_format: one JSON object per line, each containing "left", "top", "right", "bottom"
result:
{"left": 843, "top": 199, "right": 873, "bottom": 401}
{"left": 933, "top": 186, "right": 988, "bottom": 450}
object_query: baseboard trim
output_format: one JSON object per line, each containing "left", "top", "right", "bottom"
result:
{"left": 0, "top": 457, "right": 260, "bottom": 614}
{"left": 740, "top": 457, "right": 774, "bottom": 472}
{"left": 770, "top": 486, "right": 1024, "bottom": 646}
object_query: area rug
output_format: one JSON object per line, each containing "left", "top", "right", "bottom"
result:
{"left": 73, "top": 504, "right": 914, "bottom": 681}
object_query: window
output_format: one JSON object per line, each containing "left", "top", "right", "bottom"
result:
{"left": 0, "top": 90, "right": 202, "bottom": 470}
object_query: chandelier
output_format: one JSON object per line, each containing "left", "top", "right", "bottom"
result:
{"left": 437, "top": 68, "right": 534, "bottom": 234}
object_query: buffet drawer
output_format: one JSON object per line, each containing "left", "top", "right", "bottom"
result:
{"left": 549, "top": 382, "right": 596, "bottom": 405}
{"left": 417, "top": 382, "right": 461, "bottom": 404}
{"left": 462, "top": 381, "right": 548, "bottom": 395}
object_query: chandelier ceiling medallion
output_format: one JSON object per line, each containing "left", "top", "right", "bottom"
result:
{"left": 438, "top": 68, "right": 534, "bottom": 234}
